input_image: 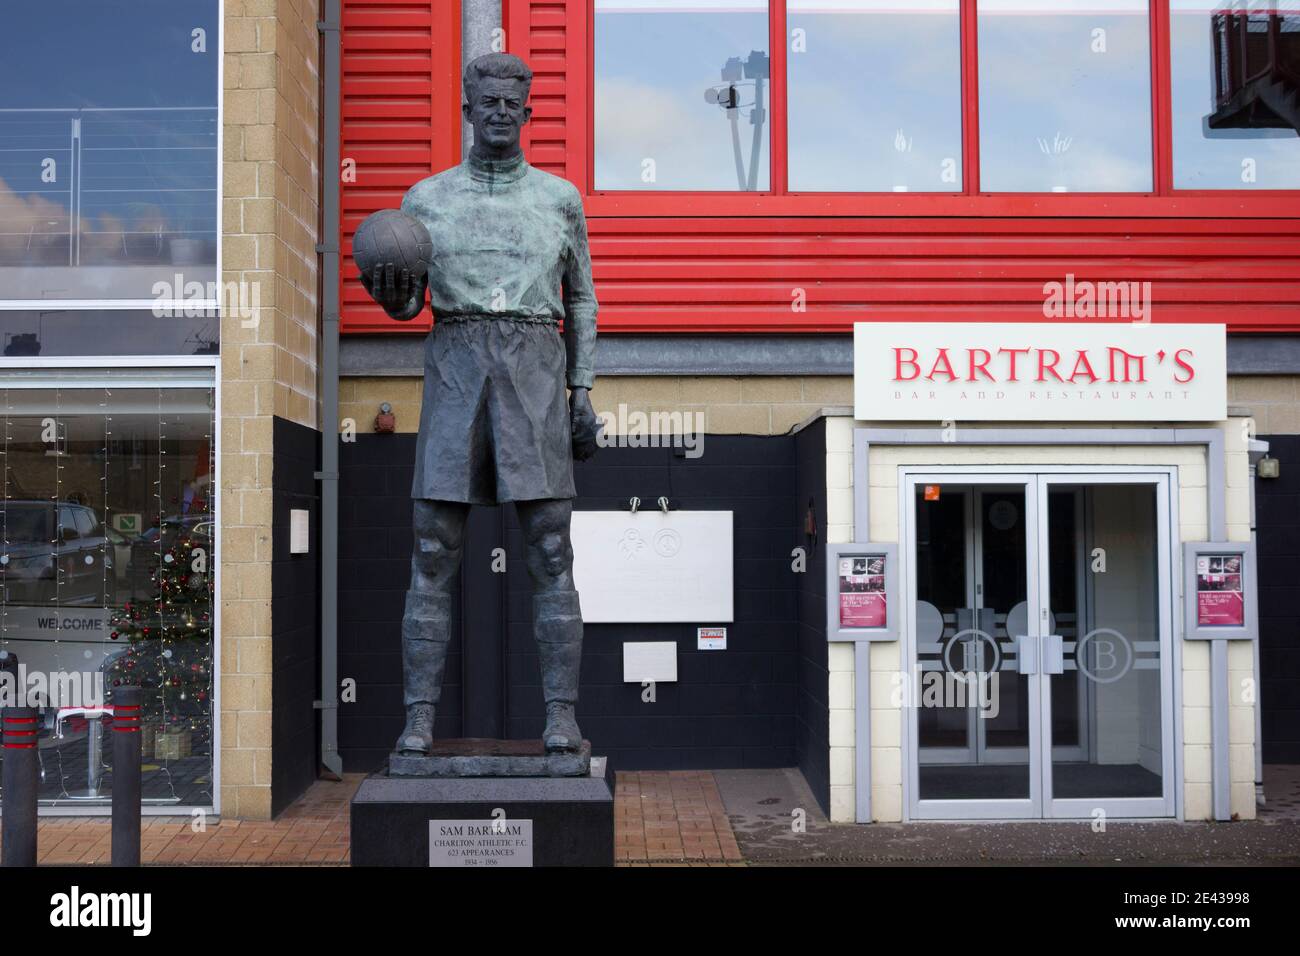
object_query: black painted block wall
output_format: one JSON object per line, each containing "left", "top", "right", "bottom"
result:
{"left": 337, "top": 432, "right": 806, "bottom": 774}
{"left": 512, "top": 437, "right": 801, "bottom": 771}
{"left": 794, "top": 419, "right": 831, "bottom": 816}
{"left": 337, "top": 435, "right": 466, "bottom": 771}
{"left": 1258, "top": 434, "right": 1300, "bottom": 764}
{"left": 270, "top": 417, "right": 322, "bottom": 817}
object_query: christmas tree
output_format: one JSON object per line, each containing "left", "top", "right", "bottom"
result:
{"left": 108, "top": 527, "right": 213, "bottom": 752}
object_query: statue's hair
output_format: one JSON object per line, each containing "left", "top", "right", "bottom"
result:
{"left": 463, "top": 53, "right": 533, "bottom": 101}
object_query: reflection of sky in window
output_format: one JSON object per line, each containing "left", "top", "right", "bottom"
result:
{"left": 0, "top": 312, "right": 219, "bottom": 357}
{"left": 1171, "top": 0, "right": 1300, "bottom": 188}
{"left": 0, "top": 1, "right": 217, "bottom": 110}
{"left": 788, "top": 3, "right": 962, "bottom": 192}
{"left": 595, "top": 1, "right": 770, "bottom": 190}
{"left": 978, "top": 3, "right": 1152, "bottom": 193}
{"left": 0, "top": 0, "right": 218, "bottom": 285}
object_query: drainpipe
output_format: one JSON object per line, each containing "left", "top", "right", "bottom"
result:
{"left": 463, "top": 0, "right": 500, "bottom": 158}
{"left": 314, "top": 0, "right": 343, "bottom": 778}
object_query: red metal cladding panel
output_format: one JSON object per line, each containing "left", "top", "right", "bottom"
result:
{"left": 340, "top": 0, "right": 460, "bottom": 334}
{"left": 506, "top": 0, "right": 574, "bottom": 179}
{"left": 336, "top": 0, "right": 1300, "bottom": 336}
{"left": 589, "top": 218, "right": 1300, "bottom": 333}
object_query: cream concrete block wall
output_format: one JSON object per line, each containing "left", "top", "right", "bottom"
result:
{"left": 828, "top": 643, "right": 856, "bottom": 821}
{"left": 339, "top": 375, "right": 856, "bottom": 436}
{"left": 338, "top": 375, "right": 1292, "bottom": 437}
{"left": 831, "top": 416, "right": 1259, "bottom": 823}
{"left": 824, "top": 417, "right": 859, "bottom": 820}
{"left": 1228, "top": 375, "right": 1300, "bottom": 434}
{"left": 825, "top": 417, "right": 882, "bottom": 821}
{"left": 220, "top": 0, "right": 321, "bottom": 820}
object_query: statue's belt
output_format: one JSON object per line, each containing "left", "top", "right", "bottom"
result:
{"left": 434, "top": 312, "right": 560, "bottom": 327}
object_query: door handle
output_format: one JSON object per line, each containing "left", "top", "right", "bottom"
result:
{"left": 1016, "top": 634, "right": 1037, "bottom": 675}
{"left": 1043, "top": 634, "right": 1064, "bottom": 675}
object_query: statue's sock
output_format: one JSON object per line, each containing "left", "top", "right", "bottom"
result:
{"left": 534, "top": 590, "right": 583, "bottom": 752}
{"left": 534, "top": 590, "right": 583, "bottom": 704}
{"left": 402, "top": 590, "right": 452, "bottom": 707}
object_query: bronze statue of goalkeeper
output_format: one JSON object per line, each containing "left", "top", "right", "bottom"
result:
{"left": 360, "top": 52, "right": 599, "bottom": 759}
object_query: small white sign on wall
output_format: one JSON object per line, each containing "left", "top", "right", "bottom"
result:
{"left": 290, "top": 509, "right": 310, "bottom": 554}
{"left": 571, "top": 510, "right": 733, "bottom": 623}
{"left": 854, "top": 322, "right": 1227, "bottom": 422}
{"left": 697, "top": 627, "right": 726, "bottom": 650}
{"left": 623, "top": 642, "right": 677, "bottom": 683}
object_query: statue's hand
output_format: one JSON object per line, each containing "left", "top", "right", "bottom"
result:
{"left": 360, "top": 263, "right": 426, "bottom": 322}
{"left": 569, "top": 387, "right": 600, "bottom": 462}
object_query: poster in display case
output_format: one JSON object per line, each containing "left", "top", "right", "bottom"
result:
{"left": 826, "top": 543, "right": 898, "bottom": 642}
{"left": 1182, "top": 541, "right": 1257, "bottom": 641}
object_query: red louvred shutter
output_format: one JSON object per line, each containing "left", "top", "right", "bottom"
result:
{"left": 340, "top": 0, "right": 461, "bottom": 334}
{"left": 506, "top": 0, "right": 588, "bottom": 192}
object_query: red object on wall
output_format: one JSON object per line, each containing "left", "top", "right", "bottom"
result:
{"left": 338, "top": 0, "right": 1300, "bottom": 336}
{"left": 340, "top": 0, "right": 461, "bottom": 334}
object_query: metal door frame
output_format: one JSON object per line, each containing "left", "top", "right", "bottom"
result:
{"left": 1038, "top": 472, "right": 1178, "bottom": 820}
{"left": 902, "top": 465, "right": 1178, "bottom": 821}
{"left": 903, "top": 472, "right": 1042, "bottom": 820}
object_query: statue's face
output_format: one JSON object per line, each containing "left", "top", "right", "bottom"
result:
{"left": 464, "top": 76, "right": 531, "bottom": 153}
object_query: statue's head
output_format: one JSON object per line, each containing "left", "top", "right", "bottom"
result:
{"left": 462, "top": 53, "right": 532, "bottom": 155}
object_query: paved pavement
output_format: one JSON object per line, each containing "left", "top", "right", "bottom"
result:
{"left": 9, "top": 776, "right": 356, "bottom": 865}
{"left": 615, "top": 770, "right": 743, "bottom": 865}
{"left": 5, "top": 764, "right": 1298, "bottom": 865}
{"left": 714, "top": 765, "right": 1300, "bottom": 866}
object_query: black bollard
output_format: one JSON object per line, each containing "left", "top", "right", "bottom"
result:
{"left": 2, "top": 705, "right": 39, "bottom": 867}
{"left": 111, "top": 686, "right": 142, "bottom": 867}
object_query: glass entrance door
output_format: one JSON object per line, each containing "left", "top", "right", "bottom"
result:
{"left": 1039, "top": 476, "right": 1176, "bottom": 819}
{"left": 906, "top": 471, "right": 1174, "bottom": 820}
{"left": 909, "top": 475, "right": 1041, "bottom": 819}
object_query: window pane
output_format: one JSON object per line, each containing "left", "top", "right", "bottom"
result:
{"left": 788, "top": 1, "right": 963, "bottom": 192}
{"left": 594, "top": 0, "right": 771, "bottom": 190}
{"left": 0, "top": 310, "right": 219, "bottom": 357}
{"left": 978, "top": 0, "right": 1153, "bottom": 192}
{"left": 0, "top": 384, "right": 215, "bottom": 809}
{"left": 1172, "top": 0, "right": 1300, "bottom": 189}
{"left": 0, "top": 1, "right": 219, "bottom": 301}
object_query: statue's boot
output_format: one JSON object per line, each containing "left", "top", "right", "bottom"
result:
{"left": 396, "top": 590, "right": 452, "bottom": 755}
{"left": 535, "top": 590, "right": 584, "bottom": 753}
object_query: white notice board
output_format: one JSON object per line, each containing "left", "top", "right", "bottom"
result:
{"left": 571, "top": 510, "right": 734, "bottom": 623}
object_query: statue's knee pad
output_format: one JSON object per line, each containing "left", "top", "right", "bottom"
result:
{"left": 531, "top": 531, "right": 573, "bottom": 579}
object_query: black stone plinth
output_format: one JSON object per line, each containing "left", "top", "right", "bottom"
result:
{"left": 388, "top": 738, "right": 591, "bottom": 777}
{"left": 350, "top": 767, "right": 614, "bottom": 867}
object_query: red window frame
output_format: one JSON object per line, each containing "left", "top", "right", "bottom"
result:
{"left": 575, "top": 0, "right": 1300, "bottom": 218}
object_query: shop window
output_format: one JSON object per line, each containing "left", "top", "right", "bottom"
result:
{"left": 0, "top": 310, "right": 219, "bottom": 358}
{"left": 976, "top": 0, "right": 1153, "bottom": 193}
{"left": 0, "top": 0, "right": 219, "bottom": 303}
{"left": 1171, "top": 0, "right": 1300, "bottom": 189}
{"left": 580, "top": 0, "right": 1300, "bottom": 205}
{"left": 593, "top": 0, "right": 771, "bottom": 190}
{"left": 787, "top": 0, "right": 963, "bottom": 192}
{"left": 0, "top": 376, "right": 215, "bottom": 809}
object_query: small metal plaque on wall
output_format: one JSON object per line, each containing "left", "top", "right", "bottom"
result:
{"left": 428, "top": 819, "right": 533, "bottom": 867}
